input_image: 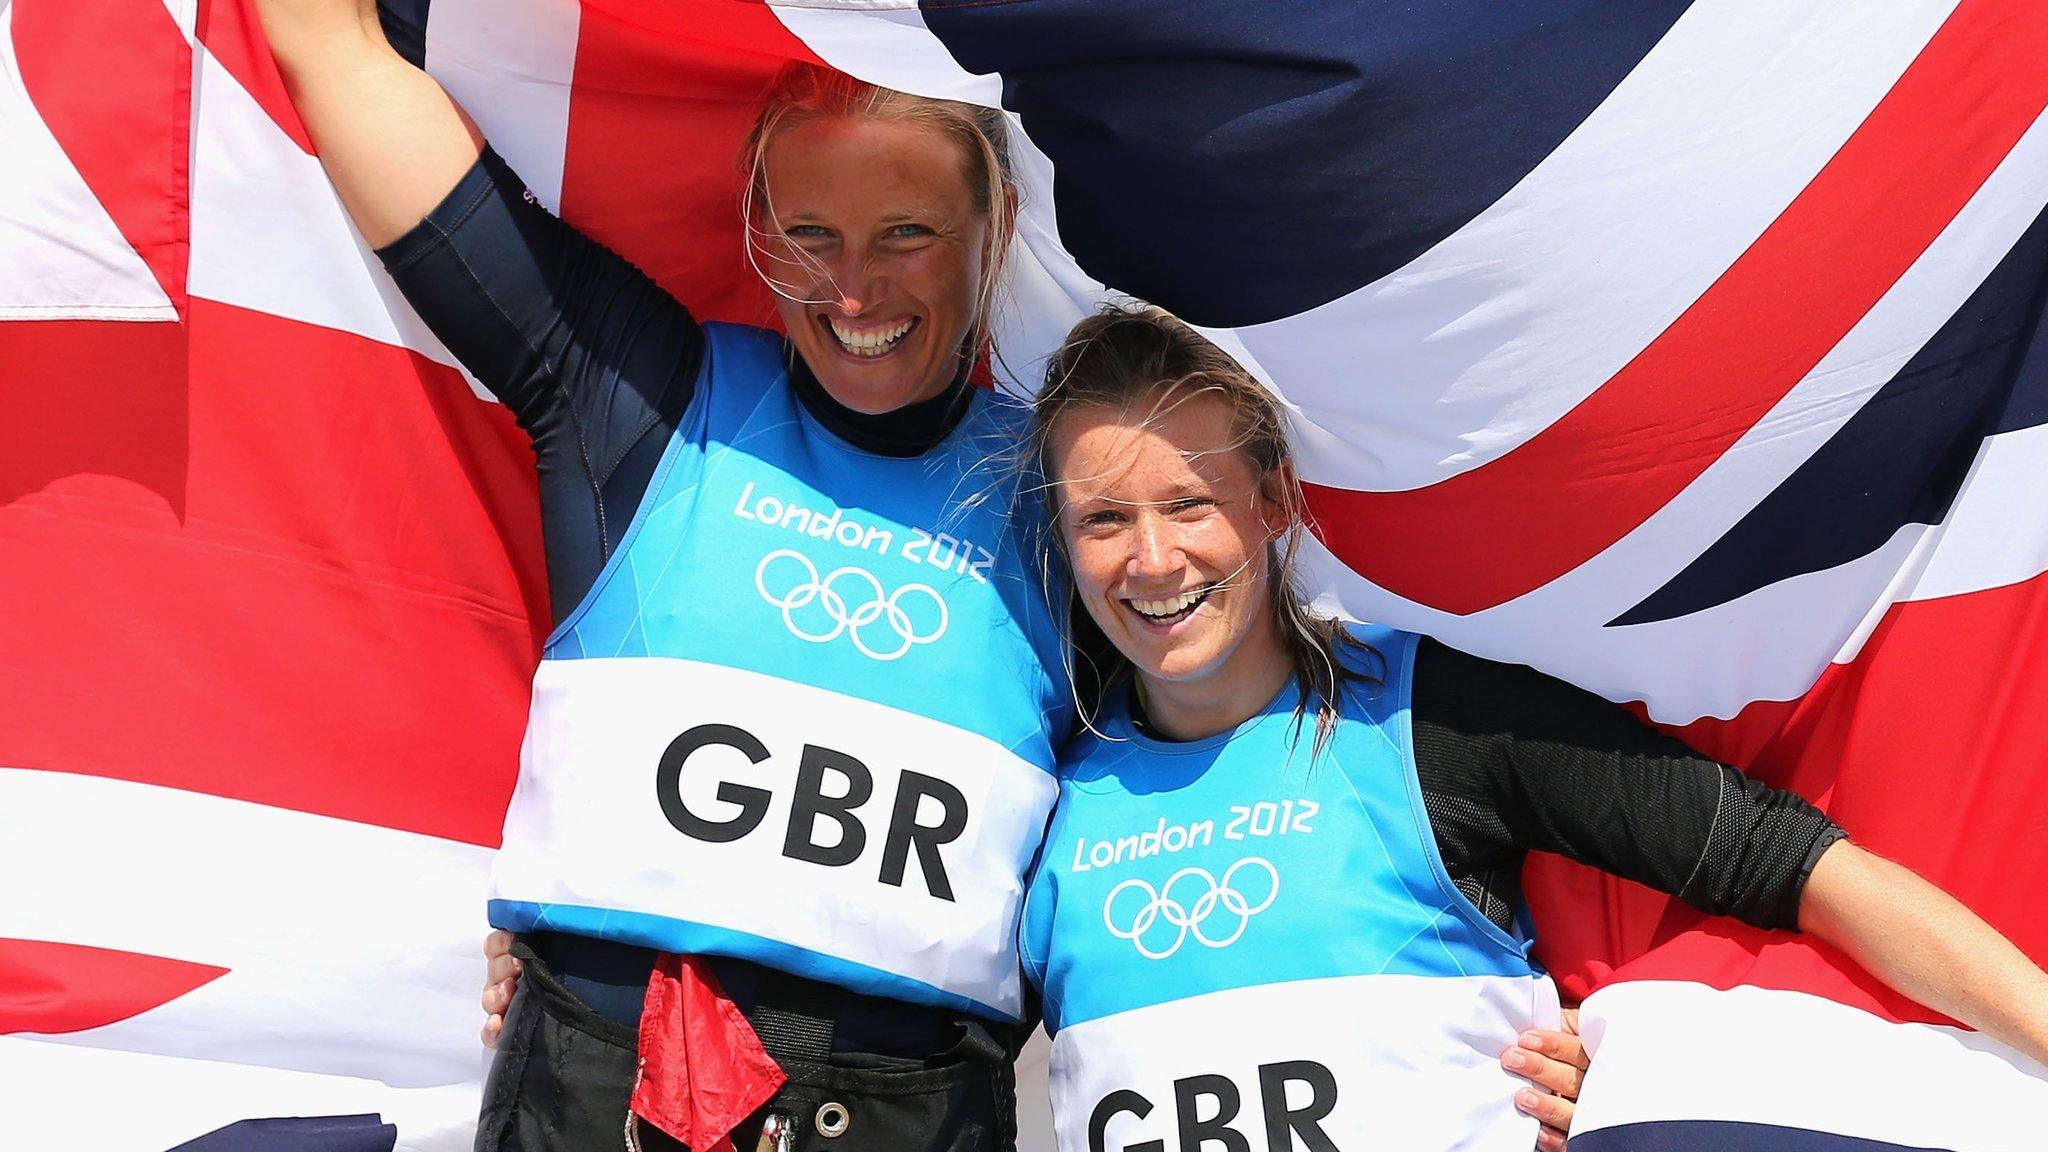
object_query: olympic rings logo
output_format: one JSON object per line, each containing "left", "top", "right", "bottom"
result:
{"left": 1102, "top": 857, "right": 1280, "bottom": 960}
{"left": 754, "top": 549, "right": 949, "bottom": 662}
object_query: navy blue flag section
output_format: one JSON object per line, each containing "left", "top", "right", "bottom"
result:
{"left": 169, "top": 1116, "right": 397, "bottom": 1152}
{"left": 922, "top": 0, "right": 1694, "bottom": 326}
{"left": 1574, "top": 1122, "right": 1942, "bottom": 1152}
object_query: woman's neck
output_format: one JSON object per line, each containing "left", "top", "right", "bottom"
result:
{"left": 789, "top": 355, "right": 974, "bottom": 457}
{"left": 1134, "top": 621, "right": 1295, "bottom": 742}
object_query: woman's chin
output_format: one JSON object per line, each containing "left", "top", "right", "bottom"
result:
{"left": 1131, "top": 645, "right": 1225, "bottom": 690}
{"left": 1117, "top": 610, "right": 1225, "bottom": 679}
{"left": 794, "top": 325, "right": 959, "bottom": 414}
{"left": 810, "top": 358, "right": 947, "bottom": 414}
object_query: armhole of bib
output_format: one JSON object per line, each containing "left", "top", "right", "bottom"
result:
{"left": 1391, "top": 631, "right": 1541, "bottom": 969}
{"left": 541, "top": 330, "right": 728, "bottom": 651}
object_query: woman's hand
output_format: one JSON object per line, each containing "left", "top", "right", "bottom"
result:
{"left": 481, "top": 929, "right": 522, "bottom": 1049}
{"left": 1502, "top": 1008, "right": 1588, "bottom": 1152}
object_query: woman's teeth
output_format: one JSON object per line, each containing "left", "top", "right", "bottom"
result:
{"left": 1129, "top": 589, "right": 1209, "bottom": 622}
{"left": 828, "top": 316, "right": 915, "bottom": 358}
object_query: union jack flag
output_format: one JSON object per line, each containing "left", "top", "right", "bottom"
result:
{"left": 2, "top": 1, "right": 2043, "bottom": 1149}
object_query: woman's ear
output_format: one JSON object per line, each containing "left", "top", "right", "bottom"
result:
{"left": 1260, "top": 460, "right": 1299, "bottom": 541}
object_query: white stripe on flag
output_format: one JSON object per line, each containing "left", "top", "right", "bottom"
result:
{"left": 0, "top": 1, "right": 178, "bottom": 321}
{"left": 1573, "top": 980, "right": 2048, "bottom": 1151}
{"left": 188, "top": 31, "right": 486, "bottom": 392}
{"left": 424, "top": 0, "right": 581, "bottom": 214}
{"left": 1247, "top": 0, "right": 1960, "bottom": 494}
{"left": 0, "top": 1035, "right": 480, "bottom": 1152}
{"left": 0, "top": 767, "right": 493, "bottom": 1086}
{"left": 769, "top": 1, "right": 1001, "bottom": 108}
{"left": 1900, "top": 420, "right": 2048, "bottom": 606}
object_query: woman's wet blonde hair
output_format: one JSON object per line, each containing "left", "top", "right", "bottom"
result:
{"left": 1032, "top": 303, "right": 1377, "bottom": 758}
{"left": 740, "top": 62, "right": 1016, "bottom": 370}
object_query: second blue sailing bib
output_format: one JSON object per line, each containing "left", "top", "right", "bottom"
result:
{"left": 1024, "top": 627, "right": 1559, "bottom": 1148}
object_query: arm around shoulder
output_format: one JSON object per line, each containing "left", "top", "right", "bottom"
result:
{"left": 1799, "top": 840, "right": 2048, "bottom": 1067}
{"left": 253, "top": 0, "right": 482, "bottom": 247}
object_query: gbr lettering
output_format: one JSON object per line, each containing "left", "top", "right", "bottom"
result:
{"left": 654, "top": 723, "right": 968, "bottom": 900}
{"left": 1088, "top": 1062, "right": 1339, "bottom": 1152}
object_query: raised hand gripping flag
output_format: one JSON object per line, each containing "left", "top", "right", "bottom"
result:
{"left": 3, "top": 1, "right": 2045, "bottom": 1150}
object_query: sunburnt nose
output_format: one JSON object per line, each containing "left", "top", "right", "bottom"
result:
{"left": 1127, "top": 518, "right": 1184, "bottom": 579}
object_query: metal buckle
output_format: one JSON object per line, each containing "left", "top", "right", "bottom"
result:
{"left": 754, "top": 1111, "right": 795, "bottom": 1152}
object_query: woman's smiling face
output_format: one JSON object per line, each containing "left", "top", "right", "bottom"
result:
{"left": 1049, "top": 390, "right": 1292, "bottom": 711}
{"left": 756, "top": 115, "right": 995, "bottom": 414}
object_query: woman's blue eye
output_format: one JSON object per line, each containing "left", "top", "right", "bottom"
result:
{"left": 891, "top": 224, "right": 933, "bottom": 238}
{"left": 785, "top": 225, "right": 829, "bottom": 240}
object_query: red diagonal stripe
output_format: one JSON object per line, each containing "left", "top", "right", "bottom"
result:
{"left": 13, "top": 0, "right": 192, "bottom": 310}
{"left": 0, "top": 939, "right": 228, "bottom": 1034}
{"left": 1305, "top": 0, "right": 2048, "bottom": 616}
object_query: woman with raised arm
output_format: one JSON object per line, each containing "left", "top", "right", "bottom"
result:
{"left": 254, "top": 4, "right": 1069, "bottom": 1149}
{"left": 1021, "top": 305, "right": 2048, "bottom": 1152}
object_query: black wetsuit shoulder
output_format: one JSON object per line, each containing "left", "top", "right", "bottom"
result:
{"left": 375, "top": 147, "right": 974, "bottom": 622}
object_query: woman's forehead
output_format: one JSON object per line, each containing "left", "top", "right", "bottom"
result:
{"left": 1051, "top": 394, "right": 1252, "bottom": 489}
{"left": 763, "top": 116, "right": 978, "bottom": 210}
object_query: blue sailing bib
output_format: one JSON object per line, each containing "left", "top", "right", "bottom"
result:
{"left": 1023, "top": 626, "right": 1558, "bottom": 1148}
{"left": 490, "top": 324, "right": 1070, "bottom": 1021}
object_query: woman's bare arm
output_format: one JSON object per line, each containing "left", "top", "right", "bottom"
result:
{"left": 253, "top": 0, "right": 482, "bottom": 247}
{"left": 1800, "top": 840, "right": 2048, "bottom": 1065}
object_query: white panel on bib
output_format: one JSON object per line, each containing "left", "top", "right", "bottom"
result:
{"left": 1052, "top": 974, "right": 1558, "bottom": 1152}
{"left": 494, "top": 656, "right": 1055, "bottom": 1019}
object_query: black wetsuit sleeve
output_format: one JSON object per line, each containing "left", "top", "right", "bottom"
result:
{"left": 1411, "top": 639, "right": 1846, "bottom": 931}
{"left": 375, "top": 148, "right": 704, "bottom": 623}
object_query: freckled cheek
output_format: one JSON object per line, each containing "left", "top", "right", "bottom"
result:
{"left": 1173, "top": 521, "right": 1232, "bottom": 561}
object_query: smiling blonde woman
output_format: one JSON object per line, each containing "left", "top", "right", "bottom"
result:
{"left": 256, "top": 2, "right": 1065, "bottom": 1147}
